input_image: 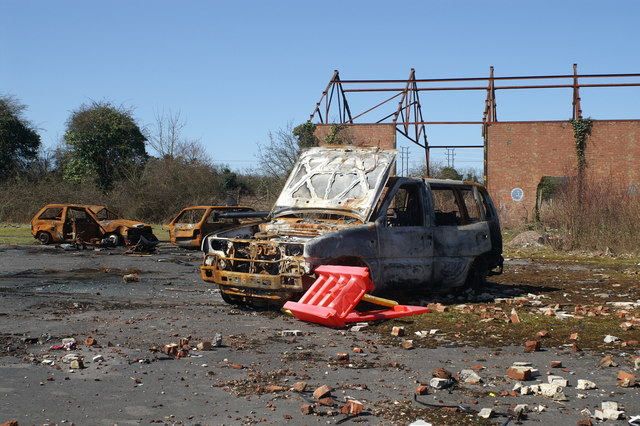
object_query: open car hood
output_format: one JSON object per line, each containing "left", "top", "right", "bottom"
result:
{"left": 273, "top": 147, "right": 397, "bottom": 222}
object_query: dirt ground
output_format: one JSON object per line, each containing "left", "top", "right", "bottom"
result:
{"left": 1, "top": 243, "right": 639, "bottom": 426}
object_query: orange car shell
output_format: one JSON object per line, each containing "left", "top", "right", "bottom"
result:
{"left": 168, "top": 206, "right": 261, "bottom": 249}
{"left": 31, "top": 204, "right": 156, "bottom": 246}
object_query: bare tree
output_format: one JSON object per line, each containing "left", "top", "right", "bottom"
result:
{"left": 148, "top": 109, "right": 210, "bottom": 164}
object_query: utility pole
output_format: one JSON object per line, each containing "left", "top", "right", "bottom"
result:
{"left": 445, "top": 148, "right": 456, "bottom": 168}
{"left": 399, "top": 147, "right": 410, "bottom": 176}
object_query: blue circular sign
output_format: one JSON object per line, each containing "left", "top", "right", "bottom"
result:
{"left": 511, "top": 188, "right": 524, "bottom": 202}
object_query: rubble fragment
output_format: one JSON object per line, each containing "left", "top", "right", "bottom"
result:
{"left": 617, "top": 370, "right": 636, "bottom": 387}
{"left": 524, "top": 340, "right": 541, "bottom": 352}
{"left": 340, "top": 399, "right": 364, "bottom": 415}
{"left": 478, "top": 408, "right": 493, "bottom": 418}
{"left": 576, "top": 379, "right": 597, "bottom": 390}
{"left": 312, "top": 385, "right": 331, "bottom": 399}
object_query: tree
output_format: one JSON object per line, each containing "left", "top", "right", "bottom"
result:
{"left": 439, "top": 166, "right": 463, "bottom": 180}
{"left": 147, "top": 109, "right": 210, "bottom": 164}
{"left": 0, "top": 95, "right": 41, "bottom": 181}
{"left": 62, "top": 101, "right": 147, "bottom": 190}
{"left": 257, "top": 122, "right": 318, "bottom": 184}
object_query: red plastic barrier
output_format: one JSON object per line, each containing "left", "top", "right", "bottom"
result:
{"left": 284, "top": 265, "right": 373, "bottom": 327}
{"left": 283, "top": 265, "right": 429, "bottom": 327}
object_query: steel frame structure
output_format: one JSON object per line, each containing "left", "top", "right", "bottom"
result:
{"left": 308, "top": 65, "right": 640, "bottom": 177}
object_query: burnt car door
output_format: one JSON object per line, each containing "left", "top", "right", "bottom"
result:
{"left": 427, "top": 182, "right": 492, "bottom": 288}
{"left": 374, "top": 179, "right": 434, "bottom": 292}
{"left": 63, "top": 206, "right": 103, "bottom": 241}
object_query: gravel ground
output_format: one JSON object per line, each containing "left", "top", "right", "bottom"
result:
{"left": 1, "top": 244, "right": 639, "bottom": 426}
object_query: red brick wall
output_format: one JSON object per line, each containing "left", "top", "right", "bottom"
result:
{"left": 314, "top": 123, "right": 396, "bottom": 149}
{"left": 486, "top": 120, "right": 640, "bottom": 226}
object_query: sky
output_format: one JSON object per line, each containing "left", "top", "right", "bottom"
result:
{"left": 3, "top": 0, "right": 640, "bottom": 174}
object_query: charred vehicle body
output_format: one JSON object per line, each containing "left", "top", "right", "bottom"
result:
{"left": 168, "top": 206, "right": 268, "bottom": 249}
{"left": 31, "top": 204, "right": 157, "bottom": 246}
{"left": 201, "top": 147, "right": 503, "bottom": 305}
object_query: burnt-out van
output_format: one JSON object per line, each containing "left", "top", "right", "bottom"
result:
{"left": 201, "top": 147, "right": 503, "bottom": 306}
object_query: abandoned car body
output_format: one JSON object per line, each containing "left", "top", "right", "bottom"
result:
{"left": 87, "top": 205, "right": 157, "bottom": 246}
{"left": 31, "top": 204, "right": 156, "bottom": 246}
{"left": 168, "top": 206, "right": 267, "bottom": 249}
{"left": 200, "top": 147, "right": 503, "bottom": 305}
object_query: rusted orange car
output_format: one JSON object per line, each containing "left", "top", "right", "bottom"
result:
{"left": 31, "top": 204, "right": 157, "bottom": 246}
{"left": 168, "top": 206, "right": 267, "bottom": 249}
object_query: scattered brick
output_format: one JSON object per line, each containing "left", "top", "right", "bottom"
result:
{"left": 598, "top": 356, "right": 618, "bottom": 368}
{"left": 317, "top": 397, "right": 335, "bottom": 406}
{"left": 164, "top": 343, "right": 179, "bottom": 355}
{"left": 340, "top": 400, "right": 364, "bottom": 415}
{"left": 391, "top": 326, "right": 405, "bottom": 337}
{"left": 507, "top": 367, "right": 532, "bottom": 381}
{"left": 415, "top": 385, "right": 429, "bottom": 395}
{"left": 535, "top": 330, "right": 550, "bottom": 338}
{"left": 617, "top": 370, "right": 636, "bottom": 387}
{"left": 550, "top": 361, "right": 563, "bottom": 368}
{"left": 524, "top": 340, "right": 541, "bottom": 352}
{"left": 432, "top": 368, "right": 453, "bottom": 379}
{"left": 400, "top": 340, "right": 415, "bottom": 350}
{"left": 292, "top": 382, "right": 308, "bottom": 392}
{"left": 336, "top": 352, "right": 349, "bottom": 361}
{"left": 312, "top": 384, "right": 331, "bottom": 399}
{"left": 197, "top": 341, "right": 212, "bottom": 351}
{"left": 300, "top": 404, "right": 314, "bottom": 415}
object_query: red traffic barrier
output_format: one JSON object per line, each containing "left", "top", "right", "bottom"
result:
{"left": 283, "top": 265, "right": 429, "bottom": 327}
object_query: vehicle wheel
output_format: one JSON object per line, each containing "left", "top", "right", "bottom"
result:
{"left": 465, "top": 256, "right": 488, "bottom": 289}
{"left": 106, "top": 233, "right": 121, "bottom": 247}
{"left": 37, "top": 231, "right": 52, "bottom": 245}
{"left": 219, "top": 285, "right": 235, "bottom": 304}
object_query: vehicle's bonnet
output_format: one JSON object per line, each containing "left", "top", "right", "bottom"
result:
{"left": 272, "top": 147, "right": 397, "bottom": 222}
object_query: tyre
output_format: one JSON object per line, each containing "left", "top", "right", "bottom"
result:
{"left": 37, "top": 231, "right": 52, "bottom": 245}
{"left": 465, "top": 256, "right": 488, "bottom": 289}
{"left": 106, "top": 233, "right": 121, "bottom": 247}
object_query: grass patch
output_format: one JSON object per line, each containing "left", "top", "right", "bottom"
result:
{"left": 0, "top": 223, "right": 34, "bottom": 244}
{"left": 373, "top": 309, "right": 639, "bottom": 352}
{"left": 0, "top": 222, "right": 171, "bottom": 245}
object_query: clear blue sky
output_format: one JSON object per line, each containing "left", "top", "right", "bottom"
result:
{"left": 3, "top": 0, "right": 639, "bottom": 173}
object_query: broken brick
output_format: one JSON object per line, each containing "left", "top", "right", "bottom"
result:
{"left": 598, "top": 355, "right": 618, "bottom": 368}
{"left": 550, "top": 361, "right": 563, "bottom": 368}
{"left": 263, "top": 385, "right": 287, "bottom": 393}
{"left": 164, "top": 343, "right": 179, "bottom": 355}
{"left": 535, "top": 330, "right": 550, "bottom": 338}
{"left": 400, "top": 340, "right": 414, "bottom": 350}
{"left": 292, "top": 382, "right": 308, "bottom": 392}
{"left": 336, "top": 352, "right": 349, "bottom": 361}
{"left": 391, "top": 326, "right": 405, "bottom": 337}
{"left": 569, "top": 333, "right": 579, "bottom": 340}
{"left": 196, "top": 341, "right": 212, "bottom": 351}
{"left": 312, "top": 384, "right": 331, "bottom": 399}
{"left": 432, "top": 368, "right": 453, "bottom": 379}
{"left": 340, "top": 399, "right": 364, "bottom": 415}
{"left": 300, "top": 404, "right": 314, "bottom": 415}
{"left": 617, "top": 370, "right": 636, "bottom": 387}
{"left": 352, "top": 347, "right": 363, "bottom": 353}
{"left": 507, "top": 367, "right": 532, "bottom": 381}
{"left": 85, "top": 336, "right": 96, "bottom": 346}
{"left": 524, "top": 340, "right": 541, "bottom": 352}
{"left": 316, "top": 397, "right": 335, "bottom": 406}
{"left": 414, "top": 385, "right": 429, "bottom": 395}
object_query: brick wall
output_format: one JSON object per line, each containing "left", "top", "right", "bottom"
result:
{"left": 314, "top": 123, "right": 396, "bottom": 149}
{"left": 486, "top": 120, "right": 640, "bottom": 226}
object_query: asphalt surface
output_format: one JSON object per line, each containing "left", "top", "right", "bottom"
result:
{"left": 0, "top": 244, "right": 639, "bottom": 425}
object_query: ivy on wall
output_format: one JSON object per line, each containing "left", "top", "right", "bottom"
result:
{"left": 570, "top": 118, "right": 592, "bottom": 171}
